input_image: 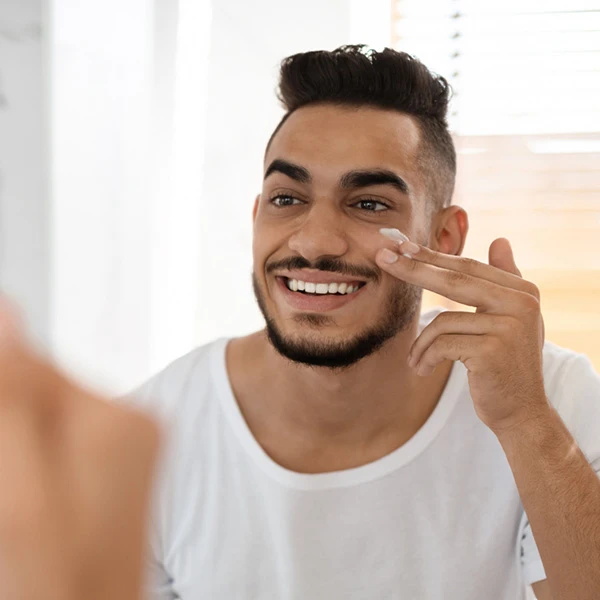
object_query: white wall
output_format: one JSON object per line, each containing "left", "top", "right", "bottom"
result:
{"left": 49, "top": 0, "right": 158, "bottom": 392}
{"left": 0, "top": 0, "right": 49, "bottom": 347}
{"left": 49, "top": 0, "right": 359, "bottom": 393}
{"left": 147, "top": 0, "right": 212, "bottom": 380}
{"left": 13, "top": 0, "right": 391, "bottom": 393}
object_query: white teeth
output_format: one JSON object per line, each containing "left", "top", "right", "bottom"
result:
{"left": 285, "top": 278, "right": 362, "bottom": 295}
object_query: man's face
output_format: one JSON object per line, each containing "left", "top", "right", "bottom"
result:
{"left": 253, "top": 104, "right": 427, "bottom": 369}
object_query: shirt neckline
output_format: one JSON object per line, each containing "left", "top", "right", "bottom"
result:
{"left": 211, "top": 337, "right": 466, "bottom": 490}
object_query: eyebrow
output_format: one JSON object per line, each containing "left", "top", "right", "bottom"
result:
{"left": 264, "top": 159, "right": 410, "bottom": 195}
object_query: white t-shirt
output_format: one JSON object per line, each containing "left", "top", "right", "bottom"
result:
{"left": 126, "top": 308, "right": 600, "bottom": 600}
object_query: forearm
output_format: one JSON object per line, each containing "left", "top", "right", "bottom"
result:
{"left": 496, "top": 403, "right": 600, "bottom": 599}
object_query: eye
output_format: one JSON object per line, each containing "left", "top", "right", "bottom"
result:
{"left": 354, "top": 199, "right": 390, "bottom": 212}
{"left": 270, "top": 194, "right": 303, "bottom": 207}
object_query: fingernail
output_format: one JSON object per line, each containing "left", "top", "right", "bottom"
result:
{"left": 400, "top": 241, "right": 420, "bottom": 256}
{"left": 380, "top": 248, "right": 398, "bottom": 264}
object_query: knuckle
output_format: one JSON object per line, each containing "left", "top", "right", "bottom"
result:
{"left": 424, "top": 340, "right": 439, "bottom": 359}
{"left": 457, "top": 256, "right": 479, "bottom": 274}
{"left": 406, "top": 257, "right": 420, "bottom": 273}
{"left": 525, "top": 282, "right": 541, "bottom": 300}
{"left": 519, "top": 292, "right": 541, "bottom": 314}
{"left": 445, "top": 269, "right": 470, "bottom": 287}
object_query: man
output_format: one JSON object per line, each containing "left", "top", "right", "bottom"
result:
{"left": 125, "top": 46, "right": 600, "bottom": 599}
{"left": 0, "top": 45, "right": 599, "bottom": 599}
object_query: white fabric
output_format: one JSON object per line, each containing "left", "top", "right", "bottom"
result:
{"left": 125, "top": 307, "right": 600, "bottom": 599}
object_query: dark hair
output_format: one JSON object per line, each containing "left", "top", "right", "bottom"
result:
{"left": 267, "top": 45, "right": 456, "bottom": 211}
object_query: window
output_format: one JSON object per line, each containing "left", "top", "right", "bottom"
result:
{"left": 392, "top": 0, "right": 600, "bottom": 369}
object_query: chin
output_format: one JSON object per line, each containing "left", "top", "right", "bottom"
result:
{"left": 264, "top": 316, "right": 405, "bottom": 370}
{"left": 252, "top": 270, "right": 422, "bottom": 369}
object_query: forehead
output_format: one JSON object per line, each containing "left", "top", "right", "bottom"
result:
{"left": 265, "top": 104, "right": 422, "bottom": 178}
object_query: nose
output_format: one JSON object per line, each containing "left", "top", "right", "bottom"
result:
{"left": 287, "top": 203, "right": 349, "bottom": 263}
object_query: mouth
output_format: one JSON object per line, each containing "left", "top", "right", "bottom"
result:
{"left": 283, "top": 277, "right": 367, "bottom": 296}
{"left": 275, "top": 276, "right": 368, "bottom": 312}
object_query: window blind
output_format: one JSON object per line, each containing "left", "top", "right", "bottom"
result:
{"left": 392, "top": 0, "right": 600, "bottom": 135}
{"left": 391, "top": 0, "right": 600, "bottom": 369}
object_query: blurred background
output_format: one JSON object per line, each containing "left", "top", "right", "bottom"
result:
{"left": 0, "top": 0, "right": 599, "bottom": 397}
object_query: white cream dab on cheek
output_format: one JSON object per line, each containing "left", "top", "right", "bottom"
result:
{"left": 379, "top": 228, "right": 410, "bottom": 243}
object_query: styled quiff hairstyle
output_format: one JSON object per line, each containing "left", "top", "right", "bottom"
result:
{"left": 267, "top": 44, "right": 456, "bottom": 211}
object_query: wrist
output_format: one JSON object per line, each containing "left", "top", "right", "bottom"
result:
{"left": 492, "top": 400, "right": 556, "bottom": 447}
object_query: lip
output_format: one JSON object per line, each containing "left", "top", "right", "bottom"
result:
{"left": 276, "top": 270, "right": 367, "bottom": 285}
{"left": 275, "top": 276, "right": 367, "bottom": 312}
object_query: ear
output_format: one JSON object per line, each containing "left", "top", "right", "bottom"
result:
{"left": 429, "top": 205, "right": 469, "bottom": 256}
{"left": 252, "top": 194, "right": 260, "bottom": 223}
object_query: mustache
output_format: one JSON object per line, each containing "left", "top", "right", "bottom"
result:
{"left": 266, "top": 256, "right": 381, "bottom": 284}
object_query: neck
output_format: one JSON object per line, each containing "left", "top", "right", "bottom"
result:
{"left": 227, "top": 320, "right": 453, "bottom": 473}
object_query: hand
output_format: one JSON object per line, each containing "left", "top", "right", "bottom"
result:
{"left": 0, "top": 299, "right": 160, "bottom": 600}
{"left": 376, "top": 237, "right": 548, "bottom": 434}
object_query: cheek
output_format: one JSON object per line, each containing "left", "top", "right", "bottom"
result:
{"left": 252, "top": 221, "right": 275, "bottom": 253}
{"left": 252, "top": 226, "right": 288, "bottom": 273}
{"left": 361, "top": 230, "right": 401, "bottom": 263}
{"left": 253, "top": 216, "right": 299, "bottom": 252}
{"left": 251, "top": 239, "right": 268, "bottom": 280}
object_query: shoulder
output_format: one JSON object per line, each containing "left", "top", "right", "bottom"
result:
{"left": 541, "top": 340, "right": 600, "bottom": 433}
{"left": 541, "top": 340, "right": 598, "bottom": 397}
{"left": 117, "top": 338, "right": 229, "bottom": 422}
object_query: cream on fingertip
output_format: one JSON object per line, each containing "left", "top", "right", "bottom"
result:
{"left": 379, "top": 228, "right": 410, "bottom": 243}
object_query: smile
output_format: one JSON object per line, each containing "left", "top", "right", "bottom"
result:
{"left": 284, "top": 277, "right": 366, "bottom": 295}
{"left": 276, "top": 276, "right": 368, "bottom": 312}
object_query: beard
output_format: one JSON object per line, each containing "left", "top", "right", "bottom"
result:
{"left": 252, "top": 258, "right": 422, "bottom": 370}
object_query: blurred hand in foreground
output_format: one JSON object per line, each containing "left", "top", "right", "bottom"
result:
{"left": 0, "top": 299, "right": 160, "bottom": 600}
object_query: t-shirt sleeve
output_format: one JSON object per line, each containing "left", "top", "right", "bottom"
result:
{"left": 115, "top": 347, "right": 207, "bottom": 598}
{"left": 520, "top": 352, "right": 600, "bottom": 585}
{"left": 117, "top": 378, "right": 178, "bottom": 599}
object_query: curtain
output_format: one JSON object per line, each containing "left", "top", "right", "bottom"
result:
{"left": 49, "top": 0, "right": 212, "bottom": 392}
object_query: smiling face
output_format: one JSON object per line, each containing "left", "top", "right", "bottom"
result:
{"left": 252, "top": 104, "right": 429, "bottom": 369}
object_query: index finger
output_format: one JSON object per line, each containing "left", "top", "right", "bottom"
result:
{"left": 376, "top": 247, "right": 533, "bottom": 312}
{"left": 395, "top": 242, "right": 539, "bottom": 299}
